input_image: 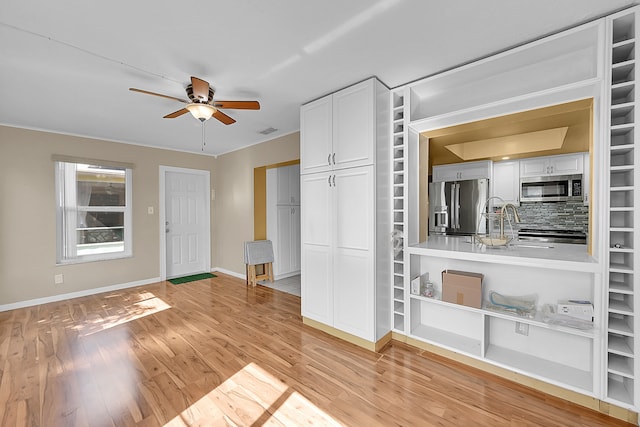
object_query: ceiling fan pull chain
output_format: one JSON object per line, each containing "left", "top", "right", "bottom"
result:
{"left": 201, "top": 121, "right": 206, "bottom": 151}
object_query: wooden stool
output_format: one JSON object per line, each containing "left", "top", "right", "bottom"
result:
{"left": 246, "top": 262, "right": 274, "bottom": 287}
{"left": 244, "top": 240, "right": 275, "bottom": 287}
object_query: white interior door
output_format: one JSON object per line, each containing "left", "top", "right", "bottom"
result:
{"left": 163, "top": 169, "right": 210, "bottom": 279}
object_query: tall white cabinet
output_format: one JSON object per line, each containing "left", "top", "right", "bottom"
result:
{"left": 267, "top": 164, "right": 301, "bottom": 279}
{"left": 300, "top": 78, "right": 391, "bottom": 348}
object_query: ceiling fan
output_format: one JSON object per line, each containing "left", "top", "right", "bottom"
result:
{"left": 129, "top": 76, "right": 260, "bottom": 125}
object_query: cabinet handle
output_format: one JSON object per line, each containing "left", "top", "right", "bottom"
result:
{"left": 550, "top": 166, "right": 554, "bottom": 174}
{"left": 332, "top": 175, "right": 336, "bottom": 187}
{"left": 332, "top": 153, "right": 336, "bottom": 165}
{"left": 328, "top": 154, "right": 331, "bottom": 166}
{"left": 328, "top": 175, "right": 332, "bottom": 187}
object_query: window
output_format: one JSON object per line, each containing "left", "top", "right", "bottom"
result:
{"left": 55, "top": 161, "right": 132, "bottom": 263}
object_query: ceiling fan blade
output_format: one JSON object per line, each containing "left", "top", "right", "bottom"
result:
{"left": 213, "top": 110, "right": 236, "bottom": 125}
{"left": 164, "top": 108, "right": 189, "bottom": 119}
{"left": 214, "top": 101, "right": 261, "bottom": 110}
{"left": 129, "top": 88, "right": 189, "bottom": 104}
{"left": 191, "top": 76, "right": 210, "bottom": 101}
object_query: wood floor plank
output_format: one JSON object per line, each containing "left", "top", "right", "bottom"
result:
{"left": 0, "top": 273, "right": 634, "bottom": 426}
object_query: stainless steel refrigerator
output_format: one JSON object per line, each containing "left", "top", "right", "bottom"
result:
{"left": 429, "top": 179, "right": 489, "bottom": 236}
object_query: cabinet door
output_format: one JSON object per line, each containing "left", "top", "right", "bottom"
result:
{"left": 433, "top": 161, "right": 491, "bottom": 182}
{"left": 550, "top": 154, "right": 583, "bottom": 175}
{"left": 333, "top": 80, "right": 375, "bottom": 170}
{"left": 301, "top": 96, "right": 332, "bottom": 175}
{"left": 290, "top": 205, "right": 301, "bottom": 272}
{"left": 491, "top": 160, "right": 520, "bottom": 206}
{"left": 290, "top": 164, "right": 301, "bottom": 205}
{"left": 332, "top": 166, "right": 374, "bottom": 341}
{"left": 432, "top": 164, "right": 459, "bottom": 182}
{"left": 520, "top": 157, "right": 549, "bottom": 177}
{"left": 276, "top": 205, "right": 292, "bottom": 275}
{"left": 301, "top": 172, "right": 333, "bottom": 325}
{"left": 276, "top": 166, "right": 292, "bottom": 205}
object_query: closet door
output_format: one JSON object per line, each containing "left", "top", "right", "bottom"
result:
{"left": 276, "top": 205, "right": 292, "bottom": 274}
{"left": 301, "top": 172, "right": 333, "bottom": 325}
{"left": 290, "top": 205, "right": 301, "bottom": 272}
{"left": 332, "top": 166, "right": 374, "bottom": 340}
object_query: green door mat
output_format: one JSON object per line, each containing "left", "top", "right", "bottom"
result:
{"left": 168, "top": 273, "right": 217, "bottom": 284}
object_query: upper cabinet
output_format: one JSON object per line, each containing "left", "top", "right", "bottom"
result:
{"left": 276, "top": 164, "right": 300, "bottom": 205}
{"left": 301, "top": 79, "right": 380, "bottom": 174}
{"left": 491, "top": 160, "right": 520, "bottom": 206}
{"left": 520, "top": 153, "right": 584, "bottom": 177}
{"left": 432, "top": 160, "right": 492, "bottom": 182}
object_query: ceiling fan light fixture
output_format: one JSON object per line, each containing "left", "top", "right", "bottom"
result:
{"left": 186, "top": 103, "right": 217, "bottom": 121}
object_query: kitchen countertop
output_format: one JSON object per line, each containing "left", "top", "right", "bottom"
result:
{"left": 407, "top": 235, "right": 599, "bottom": 273}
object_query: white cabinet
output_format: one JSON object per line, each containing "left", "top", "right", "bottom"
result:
{"left": 300, "top": 78, "right": 381, "bottom": 175}
{"left": 276, "top": 205, "right": 301, "bottom": 276}
{"left": 267, "top": 165, "right": 301, "bottom": 279}
{"left": 300, "top": 78, "right": 390, "bottom": 346}
{"left": 491, "top": 160, "right": 520, "bottom": 206}
{"left": 277, "top": 164, "right": 300, "bottom": 205}
{"left": 432, "top": 160, "right": 492, "bottom": 182}
{"left": 300, "top": 172, "right": 333, "bottom": 325}
{"left": 520, "top": 153, "right": 584, "bottom": 177}
{"left": 301, "top": 167, "right": 376, "bottom": 339}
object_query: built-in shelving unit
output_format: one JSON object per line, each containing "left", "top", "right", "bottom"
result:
{"left": 606, "top": 9, "right": 640, "bottom": 409}
{"left": 391, "top": 89, "right": 406, "bottom": 333}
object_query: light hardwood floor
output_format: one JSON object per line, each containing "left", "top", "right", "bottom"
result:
{"left": 0, "top": 273, "right": 632, "bottom": 426}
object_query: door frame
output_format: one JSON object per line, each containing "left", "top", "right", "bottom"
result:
{"left": 159, "top": 166, "right": 211, "bottom": 281}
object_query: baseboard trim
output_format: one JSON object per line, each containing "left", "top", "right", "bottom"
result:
{"left": 212, "top": 267, "right": 245, "bottom": 280}
{"left": 393, "top": 334, "right": 638, "bottom": 424}
{"left": 0, "top": 277, "right": 161, "bottom": 313}
{"left": 302, "top": 317, "right": 391, "bottom": 352}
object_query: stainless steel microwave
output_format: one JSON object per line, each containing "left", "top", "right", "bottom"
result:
{"left": 520, "top": 174, "right": 583, "bottom": 203}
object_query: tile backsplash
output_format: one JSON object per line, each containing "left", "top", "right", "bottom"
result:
{"left": 516, "top": 201, "right": 589, "bottom": 233}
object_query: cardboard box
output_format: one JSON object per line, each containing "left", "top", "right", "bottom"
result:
{"left": 442, "top": 270, "right": 483, "bottom": 308}
{"left": 557, "top": 300, "right": 593, "bottom": 321}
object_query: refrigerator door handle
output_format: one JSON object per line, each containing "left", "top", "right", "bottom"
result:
{"left": 454, "top": 183, "right": 461, "bottom": 229}
{"left": 450, "top": 185, "right": 456, "bottom": 229}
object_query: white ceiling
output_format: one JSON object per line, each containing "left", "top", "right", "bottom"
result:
{"left": 1, "top": 0, "right": 636, "bottom": 156}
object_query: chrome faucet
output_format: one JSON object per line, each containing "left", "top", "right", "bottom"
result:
{"left": 500, "top": 203, "right": 521, "bottom": 238}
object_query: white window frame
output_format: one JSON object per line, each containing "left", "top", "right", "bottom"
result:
{"left": 55, "top": 161, "right": 133, "bottom": 264}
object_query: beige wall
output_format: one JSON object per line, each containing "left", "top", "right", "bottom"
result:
{"left": 212, "top": 132, "right": 300, "bottom": 275}
{"left": 0, "top": 125, "right": 216, "bottom": 305}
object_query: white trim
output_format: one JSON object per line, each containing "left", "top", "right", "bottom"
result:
{"left": 159, "top": 166, "right": 211, "bottom": 281}
{"left": 212, "top": 267, "right": 245, "bottom": 280}
{"left": 0, "top": 277, "right": 161, "bottom": 313}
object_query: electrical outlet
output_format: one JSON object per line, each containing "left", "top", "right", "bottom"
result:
{"left": 54, "top": 274, "right": 64, "bottom": 285}
{"left": 515, "top": 322, "right": 529, "bottom": 336}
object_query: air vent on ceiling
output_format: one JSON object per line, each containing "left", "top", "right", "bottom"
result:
{"left": 258, "top": 127, "right": 278, "bottom": 135}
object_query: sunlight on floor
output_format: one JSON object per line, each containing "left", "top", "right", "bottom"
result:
{"left": 166, "top": 362, "right": 341, "bottom": 426}
{"left": 74, "top": 295, "right": 171, "bottom": 336}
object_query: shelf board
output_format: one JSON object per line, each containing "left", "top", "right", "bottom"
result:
{"left": 610, "top": 206, "right": 635, "bottom": 212}
{"left": 608, "top": 353, "right": 634, "bottom": 378}
{"left": 612, "top": 37, "right": 636, "bottom": 49}
{"left": 609, "top": 335, "right": 634, "bottom": 357}
{"left": 612, "top": 59, "right": 636, "bottom": 69}
{"left": 610, "top": 262, "right": 634, "bottom": 274}
{"left": 611, "top": 123, "right": 635, "bottom": 133}
{"left": 607, "top": 376, "right": 634, "bottom": 406}
{"left": 609, "top": 280, "right": 634, "bottom": 294}
{"left": 411, "top": 324, "right": 482, "bottom": 357}
{"left": 410, "top": 295, "right": 595, "bottom": 338}
{"left": 609, "top": 185, "right": 635, "bottom": 192}
{"left": 608, "top": 317, "right": 634, "bottom": 336}
{"left": 610, "top": 144, "right": 635, "bottom": 154}
{"left": 611, "top": 164, "right": 635, "bottom": 171}
{"left": 609, "top": 299, "right": 634, "bottom": 315}
{"left": 610, "top": 247, "right": 635, "bottom": 254}
{"left": 485, "top": 345, "right": 593, "bottom": 392}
